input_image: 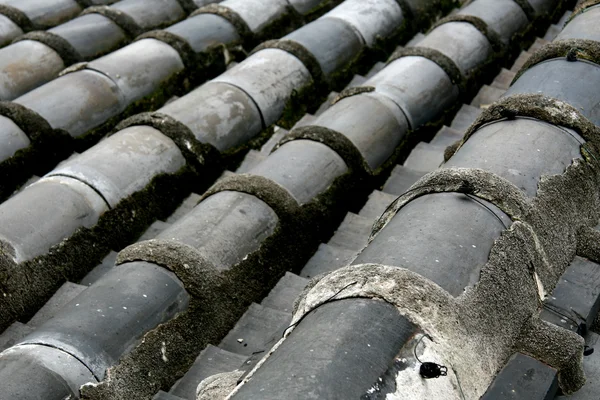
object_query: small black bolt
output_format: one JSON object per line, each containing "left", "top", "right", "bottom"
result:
{"left": 419, "top": 362, "right": 448, "bottom": 379}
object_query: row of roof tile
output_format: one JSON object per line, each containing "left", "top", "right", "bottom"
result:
{"left": 1, "top": 0, "right": 593, "bottom": 399}
{"left": 0, "top": 0, "right": 344, "bottom": 201}
{"left": 0, "top": 0, "right": 458, "bottom": 399}
{"left": 0, "top": 0, "right": 118, "bottom": 48}
{"left": 221, "top": 2, "right": 600, "bottom": 400}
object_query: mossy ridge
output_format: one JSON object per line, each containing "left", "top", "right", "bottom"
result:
{"left": 293, "top": 155, "right": 600, "bottom": 396}
{"left": 448, "top": 94, "right": 600, "bottom": 161}
{"left": 81, "top": 6, "right": 144, "bottom": 39}
{"left": 300, "top": 0, "right": 345, "bottom": 22}
{"left": 0, "top": 166, "right": 200, "bottom": 333}
{"left": 0, "top": 4, "right": 33, "bottom": 32}
{"left": 0, "top": 102, "right": 73, "bottom": 202}
{"left": 0, "top": 0, "right": 320, "bottom": 206}
{"left": 79, "top": 134, "right": 383, "bottom": 400}
{"left": 512, "top": 39, "right": 600, "bottom": 83}
{"left": 566, "top": 0, "right": 600, "bottom": 25}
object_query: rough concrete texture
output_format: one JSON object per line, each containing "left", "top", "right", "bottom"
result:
{"left": 443, "top": 140, "right": 461, "bottom": 162}
{"left": 196, "top": 370, "right": 244, "bottom": 400}
{"left": 203, "top": 2, "right": 580, "bottom": 398}
{"left": 233, "top": 262, "right": 581, "bottom": 398}
{"left": 59, "top": 61, "right": 90, "bottom": 77}
{"left": 68, "top": 1, "right": 579, "bottom": 398}
{"left": 78, "top": 122, "right": 388, "bottom": 398}
{"left": 80, "top": 172, "right": 306, "bottom": 400}
{"left": 514, "top": 39, "right": 600, "bottom": 82}
{"left": 80, "top": 233, "right": 293, "bottom": 400}
{"left": 577, "top": 226, "right": 600, "bottom": 263}
{"left": 81, "top": 237, "right": 286, "bottom": 400}
{"left": 366, "top": 334, "right": 465, "bottom": 399}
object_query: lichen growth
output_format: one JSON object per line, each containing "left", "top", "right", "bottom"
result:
{"left": 512, "top": 39, "right": 600, "bottom": 83}
{"left": 0, "top": 166, "right": 196, "bottom": 332}
{"left": 448, "top": 94, "right": 600, "bottom": 161}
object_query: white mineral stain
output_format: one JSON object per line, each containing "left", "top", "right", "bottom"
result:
{"left": 385, "top": 340, "right": 463, "bottom": 400}
{"left": 161, "top": 342, "right": 168, "bottom": 362}
{"left": 534, "top": 272, "right": 547, "bottom": 300}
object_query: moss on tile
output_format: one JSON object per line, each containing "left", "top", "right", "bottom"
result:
{"left": 78, "top": 128, "right": 382, "bottom": 399}
{"left": 567, "top": 0, "right": 600, "bottom": 25}
{"left": 0, "top": 166, "right": 197, "bottom": 333}
{"left": 191, "top": 5, "right": 253, "bottom": 48}
{"left": 251, "top": 39, "right": 325, "bottom": 89}
{"left": 81, "top": 6, "right": 143, "bottom": 39}
{"left": 0, "top": 102, "right": 72, "bottom": 201}
{"left": 15, "top": 31, "right": 82, "bottom": 65}
{"left": 113, "top": 112, "right": 221, "bottom": 174}
{"left": 448, "top": 94, "right": 600, "bottom": 161}
{"left": 300, "top": 0, "right": 344, "bottom": 22}
{"left": 331, "top": 86, "right": 375, "bottom": 105}
{"left": 513, "top": 39, "right": 600, "bottom": 83}
{"left": 0, "top": 5, "right": 33, "bottom": 32}
{"left": 276, "top": 80, "right": 319, "bottom": 129}
{"left": 285, "top": 154, "right": 600, "bottom": 396}
{"left": 276, "top": 125, "right": 373, "bottom": 175}
{"left": 429, "top": 15, "right": 505, "bottom": 52}
{"left": 387, "top": 47, "right": 467, "bottom": 95}
{"left": 251, "top": 6, "right": 305, "bottom": 48}
{"left": 174, "top": 0, "right": 199, "bottom": 14}
{"left": 512, "top": 0, "right": 536, "bottom": 20}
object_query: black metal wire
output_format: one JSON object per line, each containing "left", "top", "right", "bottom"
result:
{"left": 464, "top": 193, "right": 509, "bottom": 229}
{"left": 281, "top": 281, "right": 358, "bottom": 338}
{"left": 413, "top": 333, "right": 430, "bottom": 364}
{"left": 373, "top": 180, "right": 509, "bottom": 240}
